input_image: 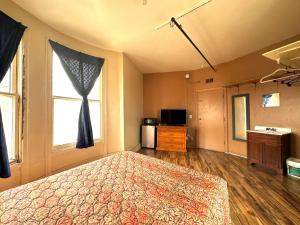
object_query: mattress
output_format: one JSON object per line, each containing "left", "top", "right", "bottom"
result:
{"left": 0, "top": 151, "right": 230, "bottom": 224}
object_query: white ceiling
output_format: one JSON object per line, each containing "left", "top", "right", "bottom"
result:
{"left": 12, "top": 0, "right": 300, "bottom": 73}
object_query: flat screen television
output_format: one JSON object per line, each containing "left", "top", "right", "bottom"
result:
{"left": 160, "top": 109, "right": 186, "bottom": 125}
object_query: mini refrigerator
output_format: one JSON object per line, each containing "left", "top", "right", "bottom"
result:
{"left": 141, "top": 125, "right": 156, "bottom": 148}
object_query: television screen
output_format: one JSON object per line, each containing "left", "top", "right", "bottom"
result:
{"left": 161, "top": 109, "right": 186, "bottom": 125}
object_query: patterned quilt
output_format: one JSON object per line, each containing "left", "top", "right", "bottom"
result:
{"left": 0, "top": 151, "right": 230, "bottom": 224}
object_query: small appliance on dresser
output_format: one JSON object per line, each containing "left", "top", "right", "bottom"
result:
{"left": 141, "top": 118, "right": 157, "bottom": 149}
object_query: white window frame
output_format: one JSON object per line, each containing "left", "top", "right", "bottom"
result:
{"left": 0, "top": 45, "right": 23, "bottom": 163}
{"left": 51, "top": 50, "right": 103, "bottom": 150}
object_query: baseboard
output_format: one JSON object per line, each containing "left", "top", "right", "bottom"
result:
{"left": 52, "top": 154, "right": 106, "bottom": 175}
{"left": 126, "top": 144, "right": 141, "bottom": 152}
{"left": 226, "top": 151, "right": 247, "bottom": 159}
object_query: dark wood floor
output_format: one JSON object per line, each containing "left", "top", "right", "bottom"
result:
{"left": 137, "top": 148, "right": 300, "bottom": 225}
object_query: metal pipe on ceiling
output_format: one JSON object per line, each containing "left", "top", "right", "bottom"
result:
{"left": 170, "top": 17, "right": 216, "bottom": 72}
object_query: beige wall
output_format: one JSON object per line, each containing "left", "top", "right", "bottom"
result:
{"left": 0, "top": 1, "right": 136, "bottom": 191}
{"left": 143, "top": 71, "right": 188, "bottom": 118}
{"left": 123, "top": 55, "right": 143, "bottom": 151}
{"left": 144, "top": 35, "right": 300, "bottom": 158}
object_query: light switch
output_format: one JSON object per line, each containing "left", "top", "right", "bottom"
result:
{"left": 189, "top": 114, "right": 193, "bottom": 119}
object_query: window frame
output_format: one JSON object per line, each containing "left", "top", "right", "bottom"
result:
{"left": 0, "top": 45, "right": 23, "bottom": 163}
{"left": 51, "top": 50, "right": 103, "bottom": 151}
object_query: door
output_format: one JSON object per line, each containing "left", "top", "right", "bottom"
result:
{"left": 262, "top": 145, "right": 281, "bottom": 169}
{"left": 197, "top": 88, "right": 225, "bottom": 152}
{"left": 248, "top": 142, "right": 262, "bottom": 164}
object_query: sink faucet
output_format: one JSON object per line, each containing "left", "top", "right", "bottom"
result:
{"left": 266, "top": 127, "right": 277, "bottom": 132}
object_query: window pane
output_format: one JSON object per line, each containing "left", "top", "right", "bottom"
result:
{"left": 89, "top": 77, "right": 100, "bottom": 100}
{"left": 0, "top": 68, "right": 12, "bottom": 93}
{"left": 0, "top": 95, "right": 15, "bottom": 160}
{"left": 52, "top": 51, "right": 101, "bottom": 100}
{"left": 53, "top": 99, "right": 81, "bottom": 146}
{"left": 90, "top": 101, "right": 101, "bottom": 139}
{"left": 53, "top": 99, "right": 101, "bottom": 146}
{"left": 52, "top": 50, "right": 102, "bottom": 147}
{"left": 52, "top": 52, "right": 80, "bottom": 98}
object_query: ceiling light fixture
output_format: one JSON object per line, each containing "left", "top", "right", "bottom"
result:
{"left": 142, "top": 0, "right": 147, "bottom": 6}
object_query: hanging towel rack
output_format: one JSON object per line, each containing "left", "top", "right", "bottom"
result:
{"left": 261, "top": 40, "right": 300, "bottom": 86}
{"left": 260, "top": 68, "right": 300, "bottom": 86}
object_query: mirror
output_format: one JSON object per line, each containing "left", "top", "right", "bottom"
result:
{"left": 232, "top": 94, "right": 250, "bottom": 141}
{"left": 262, "top": 93, "right": 280, "bottom": 107}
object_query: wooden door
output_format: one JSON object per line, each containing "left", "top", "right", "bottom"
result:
{"left": 197, "top": 88, "right": 225, "bottom": 152}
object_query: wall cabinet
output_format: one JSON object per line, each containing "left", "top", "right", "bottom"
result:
{"left": 156, "top": 126, "right": 187, "bottom": 152}
{"left": 247, "top": 131, "right": 291, "bottom": 174}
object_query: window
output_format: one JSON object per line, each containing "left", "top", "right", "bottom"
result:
{"left": 232, "top": 94, "right": 250, "bottom": 141}
{"left": 52, "top": 51, "right": 102, "bottom": 148}
{"left": 0, "top": 54, "right": 21, "bottom": 162}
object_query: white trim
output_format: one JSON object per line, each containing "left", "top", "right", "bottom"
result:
{"left": 45, "top": 37, "right": 52, "bottom": 176}
{"left": 0, "top": 45, "right": 21, "bottom": 163}
{"left": 226, "top": 151, "right": 247, "bottom": 159}
{"left": 126, "top": 144, "right": 141, "bottom": 152}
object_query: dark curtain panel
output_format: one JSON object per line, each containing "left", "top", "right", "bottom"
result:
{"left": 49, "top": 40, "right": 104, "bottom": 148}
{"left": 0, "top": 11, "right": 26, "bottom": 178}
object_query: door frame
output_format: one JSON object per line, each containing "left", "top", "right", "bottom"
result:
{"left": 195, "top": 87, "right": 228, "bottom": 153}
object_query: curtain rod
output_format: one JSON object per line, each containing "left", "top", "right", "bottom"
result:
{"left": 224, "top": 78, "right": 258, "bottom": 88}
{"left": 170, "top": 17, "right": 216, "bottom": 72}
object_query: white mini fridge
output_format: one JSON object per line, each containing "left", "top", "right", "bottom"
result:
{"left": 141, "top": 125, "right": 156, "bottom": 148}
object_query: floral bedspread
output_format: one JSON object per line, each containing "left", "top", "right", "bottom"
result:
{"left": 0, "top": 151, "right": 230, "bottom": 224}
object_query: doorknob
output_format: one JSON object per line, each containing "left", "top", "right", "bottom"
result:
{"left": 198, "top": 118, "right": 202, "bottom": 120}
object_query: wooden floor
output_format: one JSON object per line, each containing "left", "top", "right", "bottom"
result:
{"left": 138, "top": 148, "right": 300, "bottom": 225}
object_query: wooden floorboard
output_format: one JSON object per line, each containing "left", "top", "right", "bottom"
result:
{"left": 137, "top": 148, "right": 300, "bottom": 225}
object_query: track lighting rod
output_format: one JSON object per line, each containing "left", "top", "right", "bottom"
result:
{"left": 170, "top": 17, "right": 216, "bottom": 72}
{"left": 155, "top": 0, "right": 212, "bottom": 31}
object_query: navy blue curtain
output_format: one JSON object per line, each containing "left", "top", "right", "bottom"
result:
{"left": 0, "top": 11, "right": 26, "bottom": 178}
{"left": 49, "top": 40, "right": 104, "bottom": 148}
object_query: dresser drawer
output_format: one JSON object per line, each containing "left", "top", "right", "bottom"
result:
{"left": 157, "top": 127, "right": 186, "bottom": 133}
{"left": 157, "top": 136, "right": 185, "bottom": 145}
{"left": 156, "top": 126, "right": 187, "bottom": 152}
{"left": 158, "top": 143, "right": 185, "bottom": 150}
{"left": 157, "top": 131, "right": 185, "bottom": 138}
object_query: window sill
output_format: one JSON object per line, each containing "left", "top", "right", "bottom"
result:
{"left": 9, "top": 159, "right": 19, "bottom": 164}
{"left": 9, "top": 160, "right": 22, "bottom": 168}
{"left": 53, "top": 138, "right": 103, "bottom": 152}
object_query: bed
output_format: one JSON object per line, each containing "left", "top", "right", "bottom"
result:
{"left": 0, "top": 151, "right": 230, "bottom": 224}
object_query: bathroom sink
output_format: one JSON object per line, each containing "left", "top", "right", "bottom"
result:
{"left": 247, "top": 126, "right": 292, "bottom": 136}
{"left": 247, "top": 130, "right": 289, "bottom": 135}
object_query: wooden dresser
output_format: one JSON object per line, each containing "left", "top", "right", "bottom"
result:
{"left": 156, "top": 126, "right": 187, "bottom": 152}
{"left": 247, "top": 131, "right": 291, "bottom": 174}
